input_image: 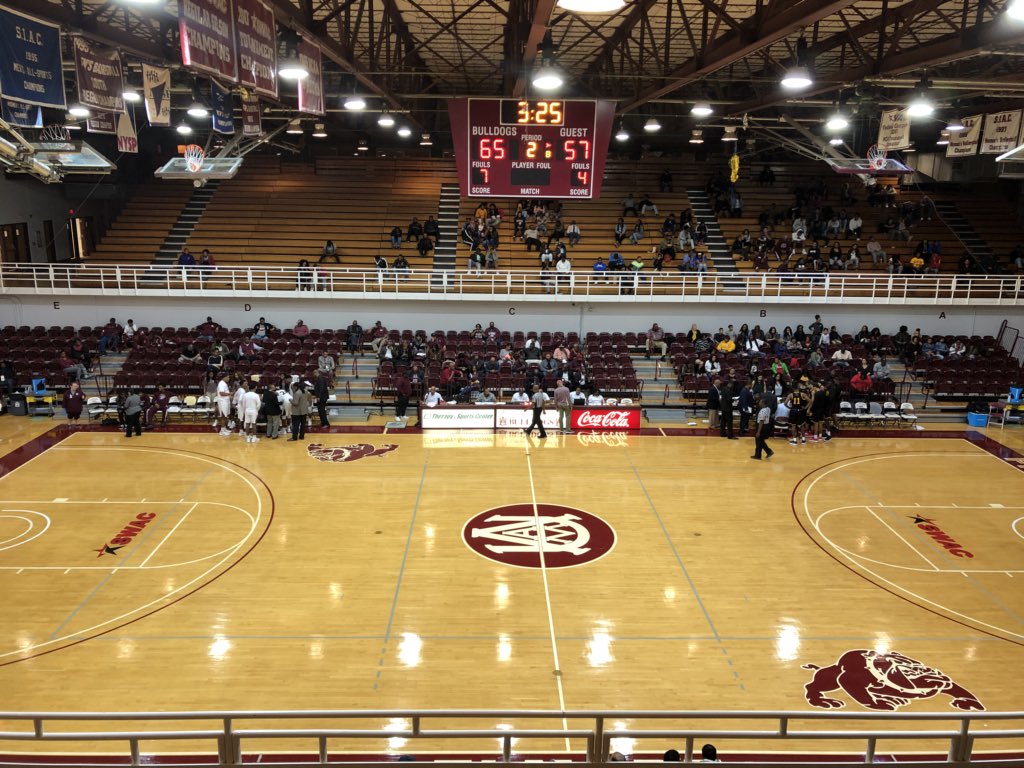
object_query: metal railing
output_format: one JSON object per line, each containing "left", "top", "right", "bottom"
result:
{"left": 1, "top": 264, "right": 1022, "bottom": 304}
{"left": 0, "top": 710, "right": 1022, "bottom": 768}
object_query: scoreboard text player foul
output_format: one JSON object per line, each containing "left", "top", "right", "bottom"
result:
{"left": 449, "top": 99, "right": 616, "bottom": 199}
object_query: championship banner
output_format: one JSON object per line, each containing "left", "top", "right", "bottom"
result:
{"left": 143, "top": 64, "right": 171, "bottom": 126}
{"left": 116, "top": 109, "right": 138, "bottom": 153}
{"left": 0, "top": 5, "right": 65, "bottom": 108}
{"left": 946, "top": 114, "right": 982, "bottom": 158}
{"left": 0, "top": 97, "right": 41, "bottom": 128}
{"left": 297, "top": 38, "right": 323, "bottom": 116}
{"left": 235, "top": 0, "right": 277, "bottom": 97}
{"left": 86, "top": 110, "right": 117, "bottom": 134}
{"left": 980, "top": 110, "right": 1022, "bottom": 155}
{"left": 211, "top": 80, "right": 234, "bottom": 133}
{"left": 241, "top": 94, "right": 261, "bottom": 136}
{"left": 877, "top": 108, "right": 911, "bottom": 151}
{"left": 179, "top": 0, "right": 238, "bottom": 83}
{"left": 73, "top": 37, "right": 124, "bottom": 113}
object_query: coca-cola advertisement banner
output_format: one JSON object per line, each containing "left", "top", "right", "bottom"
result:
{"left": 571, "top": 408, "right": 641, "bottom": 431}
{"left": 235, "top": 0, "right": 276, "bottom": 97}
{"left": 179, "top": 0, "right": 238, "bottom": 83}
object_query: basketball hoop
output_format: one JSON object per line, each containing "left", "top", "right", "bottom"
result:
{"left": 184, "top": 144, "right": 206, "bottom": 173}
{"left": 867, "top": 144, "right": 888, "bottom": 172}
{"left": 39, "top": 124, "right": 72, "bottom": 144}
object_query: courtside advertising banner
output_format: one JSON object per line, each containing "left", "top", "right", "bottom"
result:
{"left": 1, "top": 97, "right": 41, "bottom": 128}
{"left": 235, "top": 0, "right": 277, "bottom": 97}
{"left": 980, "top": 110, "right": 1022, "bottom": 154}
{"left": 73, "top": 37, "right": 124, "bottom": 113}
{"left": 86, "top": 110, "right": 117, "bottom": 134}
{"left": 297, "top": 38, "right": 324, "bottom": 115}
{"left": 179, "top": 0, "right": 238, "bottom": 82}
{"left": 241, "top": 94, "right": 262, "bottom": 136}
{"left": 946, "top": 114, "right": 982, "bottom": 157}
{"left": 116, "top": 109, "right": 138, "bottom": 153}
{"left": 877, "top": 108, "right": 911, "bottom": 151}
{"left": 0, "top": 5, "right": 65, "bottom": 108}
{"left": 570, "top": 408, "right": 642, "bottom": 431}
{"left": 143, "top": 64, "right": 171, "bottom": 126}
{"left": 211, "top": 80, "right": 234, "bottom": 134}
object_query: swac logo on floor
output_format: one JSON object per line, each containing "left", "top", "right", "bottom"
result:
{"left": 307, "top": 443, "right": 398, "bottom": 463}
{"left": 94, "top": 512, "right": 157, "bottom": 557}
{"left": 909, "top": 515, "right": 973, "bottom": 558}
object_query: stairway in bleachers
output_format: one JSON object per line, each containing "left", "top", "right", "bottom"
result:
{"left": 148, "top": 180, "right": 221, "bottom": 272}
{"left": 686, "top": 189, "right": 738, "bottom": 273}
{"left": 932, "top": 200, "right": 994, "bottom": 267}
{"left": 432, "top": 183, "right": 460, "bottom": 272}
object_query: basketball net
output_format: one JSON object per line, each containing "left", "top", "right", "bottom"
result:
{"left": 184, "top": 144, "right": 205, "bottom": 173}
{"left": 866, "top": 144, "right": 887, "bottom": 171}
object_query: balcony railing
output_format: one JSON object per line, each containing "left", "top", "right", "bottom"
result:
{"left": 1, "top": 264, "right": 1022, "bottom": 304}
{"left": 0, "top": 709, "right": 1022, "bottom": 768}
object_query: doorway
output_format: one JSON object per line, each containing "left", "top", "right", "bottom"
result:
{"left": 67, "top": 216, "right": 94, "bottom": 261}
{"left": 0, "top": 223, "right": 30, "bottom": 263}
{"left": 42, "top": 220, "right": 57, "bottom": 262}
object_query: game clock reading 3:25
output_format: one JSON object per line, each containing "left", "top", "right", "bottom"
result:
{"left": 467, "top": 99, "right": 598, "bottom": 198}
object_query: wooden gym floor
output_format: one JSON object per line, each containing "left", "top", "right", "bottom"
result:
{"left": 0, "top": 417, "right": 1023, "bottom": 758}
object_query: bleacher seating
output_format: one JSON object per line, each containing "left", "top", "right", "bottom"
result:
{"left": 90, "top": 182, "right": 194, "bottom": 263}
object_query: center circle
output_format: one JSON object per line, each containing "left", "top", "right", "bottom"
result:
{"left": 461, "top": 503, "right": 616, "bottom": 569}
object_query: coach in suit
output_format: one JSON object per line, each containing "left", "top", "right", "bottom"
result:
{"left": 313, "top": 370, "right": 331, "bottom": 428}
{"left": 719, "top": 379, "right": 736, "bottom": 439}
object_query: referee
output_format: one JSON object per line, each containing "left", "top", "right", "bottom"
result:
{"left": 523, "top": 383, "right": 549, "bottom": 439}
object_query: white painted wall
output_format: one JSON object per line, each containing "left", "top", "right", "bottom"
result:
{"left": 0, "top": 294, "right": 1016, "bottom": 338}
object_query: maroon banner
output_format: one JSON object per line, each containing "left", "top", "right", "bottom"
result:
{"left": 570, "top": 408, "right": 641, "bottom": 431}
{"left": 241, "top": 94, "right": 261, "bottom": 136}
{"left": 296, "top": 38, "right": 323, "bottom": 116}
{"left": 73, "top": 38, "right": 124, "bottom": 113}
{"left": 86, "top": 110, "right": 116, "bottom": 134}
{"left": 179, "top": 0, "right": 238, "bottom": 83}
{"left": 235, "top": 0, "right": 276, "bottom": 97}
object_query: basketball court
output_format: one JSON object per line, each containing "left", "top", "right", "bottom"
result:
{"left": 1, "top": 420, "right": 1023, "bottom": 757}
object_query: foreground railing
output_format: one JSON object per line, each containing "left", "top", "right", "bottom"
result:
{"left": 1, "top": 264, "right": 1022, "bottom": 304}
{"left": 1, "top": 710, "right": 1023, "bottom": 768}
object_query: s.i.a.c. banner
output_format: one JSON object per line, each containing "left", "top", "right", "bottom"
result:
{"left": 0, "top": 5, "right": 65, "bottom": 108}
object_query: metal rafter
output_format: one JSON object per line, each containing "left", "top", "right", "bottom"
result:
{"left": 513, "top": 0, "right": 559, "bottom": 97}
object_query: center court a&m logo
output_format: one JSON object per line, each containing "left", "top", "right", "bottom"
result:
{"left": 462, "top": 503, "right": 616, "bottom": 569}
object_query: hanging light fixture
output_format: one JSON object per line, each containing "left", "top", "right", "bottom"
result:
{"left": 643, "top": 116, "right": 661, "bottom": 132}
{"left": 312, "top": 123, "right": 327, "bottom": 138}
{"left": 121, "top": 85, "right": 141, "bottom": 103}
{"left": 377, "top": 109, "right": 395, "bottom": 128}
{"left": 936, "top": 131, "right": 951, "bottom": 146}
{"left": 904, "top": 144, "right": 917, "bottom": 152}
{"left": 945, "top": 115, "right": 965, "bottom": 132}
{"left": 532, "top": 31, "right": 563, "bottom": 91}
{"left": 721, "top": 126, "right": 738, "bottom": 142}
{"left": 829, "top": 137, "right": 844, "bottom": 146}
{"left": 187, "top": 82, "right": 208, "bottom": 118}
{"left": 278, "top": 29, "right": 309, "bottom": 80}
{"left": 397, "top": 126, "right": 412, "bottom": 138}
{"left": 781, "top": 37, "right": 814, "bottom": 90}
{"left": 68, "top": 103, "right": 90, "bottom": 117}
{"left": 690, "top": 101, "right": 713, "bottom": 117}
{"left": 615, "top": 121, "right": 629, "bottom": 141}
{"left": 825, "top": 110, "right": 849, "bottom": 131}
{"left": 689, "top": 129, "right": 704, "bottom": 144}
{"left": 419, "top": 132, "right": 433, "bottom": 146}
{"left": 357, "top": 139, "right": 369, "bottom": 152}
{"left": 556, "top": 0, "right": 625, "bottom": 11}
{"left": 286, "top": 119, "right": 303, "bottom": 134}
{"left": 344, "top": 94, "right": 367, "bottom": 111}
{"left": 176, "top": 121, "right": 192, "bottom": 135}
{"left": 1007, "top": 0, "right": 1024, "bottom": 20}
{"left": 907, "top": 75, "right": 935, "bottom": 117}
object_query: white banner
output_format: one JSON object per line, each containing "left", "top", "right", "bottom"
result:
{"left": 980, "top": 110, "right": 1022, "bottom": 154}
{"left": 116, "top": 108, "right": 137, "bottom": 153}
{"left": 946, "top": 114, "right": 982, "bottom": 158}
{"left": 877, "top": 108, "right": 911, "bottom": 151}
{"left": 494, "top": 408, "right": 559, "bottom": 430}
{"left": 143, "top": 63, "right": 170, "bottom": 126}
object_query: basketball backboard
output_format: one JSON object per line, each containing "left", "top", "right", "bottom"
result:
{"left": 154, "top": 156, "right": 243, "bottom": 179}
{"left": 826, "top": 157, "right": 913, "bottom": 175}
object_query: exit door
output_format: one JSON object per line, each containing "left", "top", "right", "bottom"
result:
{"left": 0, "top": 223, "right": 30, "bottom": 263}
{"left": 67, "top": 216, "right": 95, "bottom": 261}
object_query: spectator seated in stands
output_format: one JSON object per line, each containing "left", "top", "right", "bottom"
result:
{"left": 752, "top": 247, "right": 770, "bottom": 271}
{"left": 848, "top": 213, "right": 863, "bottom": 240}
{"left": 845, "top": 245, "right": 860, "bottom": 270}
{"left": 252, "top": 317, "right": 276, "bottom": 342}
{"left": 732, "top": 229, "right": 751, "bottom": 257}
{"left": 831, "top": 347, "right": 853, "bottom": 366}
{"left": 98, "top": 317, "right": 123, "bottom": 355}
{"left": 178, "top": 342, "right": 202, "bottom": 364}
{"left": 614, "top": 217, "right": 627, "bottom": 247}
{"left": 539, "top": 244, "right": 554, "bottom": 266}
{"left": 178, "top": 247, "right": 195, "bottom": 268}
{"left": 293, "top": 319, "right": 310, "bottom": 340}
{"left": 206, "top": 346, "right": 224, "bottom": 373}
{"left": 196, "top": 316, "right": 222, "bottom": 342}
{"left": 461, "top": 218, "right": 479, "bottom": 251}
{"left": 345, "top": 321, "right": 363, "bottom": 354}
{"left": 608, "top": 251, "right": 625, "bottom": 271}
{"left": 468, "top": 246, "right": 485, "bottom": 273}
{"left": 59, "top": 352, "right": 90, "bottom": 381}
{"left": 694, "top": 221, "right": 708, "bottom": 246}
{"left": 909, "top": 254, "right": 925, "bottom": 274}
{"left": 888, "top": 253, "right": 904, "bottom": 274}
{"left": 423, "top": 215, "right": 440, "bottom": 243}
{"left": 716, "top": 335, "right": 736, "bottom": 354}
{"left": 850, "top": 368, "right": 873, "bottom": 396}
{"left": 390, "top": 226, "right": 402, "bottom": 249}
{"left": 566, "top": 220, "right": 581, "bottom": 246}
{"left": 622, "top": 193, "right": 637, "bottom": 217}
{"left": 416, "top": 232, "right": 435, "bottom": 258}
{"left": 320, "top": 240, "right": 340, "bottom": 264}
{"left": 593, "top": 256, "right": 607, "bottom": 278}
{"left": 394, "top": 255, "right": 411, "bottom": 279}
{"left": 407, "top": 217, "right": 423, "bottom": 242}
{"left": 630, "top": 218, "right": 645, "bottom": 245}
{"left": 524, "top": 222, "right": 542, "bottom": 252}
{"left": 661, "top": 214, "right": 677, "bottom": 237}
{"left": 646, "top": 323, "right": 668, "bottom": 360}
{"left": 659, "top": 169, "right": 673, "bottom": 192}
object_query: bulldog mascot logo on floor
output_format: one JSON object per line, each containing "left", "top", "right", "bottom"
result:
{"left": 307, "top": 443, "right": 398, "bottom": 463}
{"left": 802, "top": 650, "right": 984, "bottom": 711}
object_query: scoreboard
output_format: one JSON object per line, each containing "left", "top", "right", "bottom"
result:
{"left": 448, "top": 98, "right": 617, "bottom": 199}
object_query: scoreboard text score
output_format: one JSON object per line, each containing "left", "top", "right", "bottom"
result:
{"left": 449, "top": 99, "right": 615, "bottom": 199}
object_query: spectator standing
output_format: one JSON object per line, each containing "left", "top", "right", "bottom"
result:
{"left": 719, "top": 378, "right": 736, "bottom": 439}
{"left": 554, "top": 380, "right": 572, "bottom": 434}
{"left": 395, "top": 373, "right": 412, "bottom": 420}
{"left": 123, "top": 389, "right": 143, "bottom": 438}
{"left": 707, "top": 378, "right": 721, "bottom": 430}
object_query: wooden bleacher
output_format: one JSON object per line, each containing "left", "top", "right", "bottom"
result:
{"left": 184, "top": 156, "right": 456, "bottom": 269}
{"left": 943, "top": 185, "right": 1022, "bottom": 268}
{"left": 90, "top": 181, "right": 194, "bottom": 264}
